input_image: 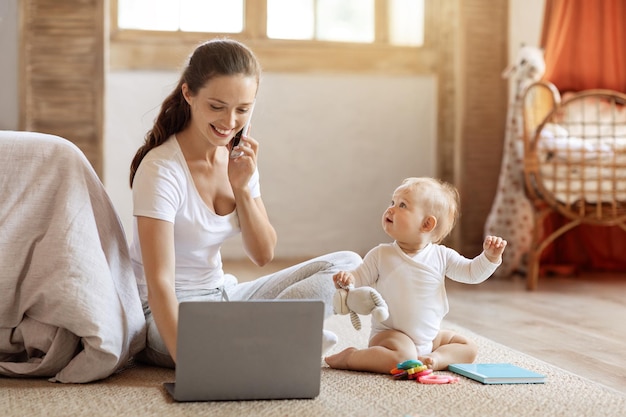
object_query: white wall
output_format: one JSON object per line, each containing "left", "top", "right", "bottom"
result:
{"left": 0, "top": 0, "right": 18, "bottom": 130}
{"left": 507, "top": 0, "right": 544, "bottom": 96}
{"left": 508, "top": 0, "right": 544, "bottom": 59}
{"left": 105, "top": 71, "right": 437, "bottom": 258}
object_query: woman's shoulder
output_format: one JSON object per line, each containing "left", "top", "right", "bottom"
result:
{"left": 143, "top": 136, "right": 181, "bottom": 161}
{"left": 134, "top": 136, "right": 187, "bottom": 190}
{"left": 140, "top": 136, "right": 185, "bottom": 172}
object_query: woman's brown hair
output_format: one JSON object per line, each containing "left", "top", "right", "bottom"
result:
{"left": 129, "top": 38, "right": 262, "bottom": 187}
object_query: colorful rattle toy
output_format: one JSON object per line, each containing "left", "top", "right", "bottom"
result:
{"left": 390, "top": 360, "right": 459, "bottom": 384}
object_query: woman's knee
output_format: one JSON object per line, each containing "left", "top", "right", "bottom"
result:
{"left": 135, "top": 346, "right": 175, "bottom": 368}
{"left": 145, "top": 316, "right": 170, "bottom": 355}
{"left": 136, "top": 319, "right": 175, "bottom": 368}
{"left": 322, "top": 250, "right": 362, "bottom": 272}
{"left": 339, "top": 251, "right": 362, "bottom": 268}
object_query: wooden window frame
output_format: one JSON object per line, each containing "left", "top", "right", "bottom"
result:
{"left": 109, "top": 0, "right": 437, "bottom": 75}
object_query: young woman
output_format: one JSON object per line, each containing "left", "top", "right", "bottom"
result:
{"left": 129, "top": 38, "right": 361, "bottom": 368}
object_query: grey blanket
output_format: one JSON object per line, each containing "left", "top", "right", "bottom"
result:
{"left": 0, "top": 131, "right": 146, "bottom": 383}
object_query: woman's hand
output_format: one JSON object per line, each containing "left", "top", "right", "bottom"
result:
{"left": 228, "top": 134, "right": 258, "bottom": 192}
{"left": 227, "top": 133, "right": 277, "bottom": 266}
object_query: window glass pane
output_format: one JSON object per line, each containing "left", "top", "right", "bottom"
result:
{"left": 389, "top": 0, "right": 424, "bottom": 46}
{"left": 267, "top": 0, "right": 314, "bottom": 40}
{"left": 118, "top": 0, "right": 243, "bottom": 33}
{"left": 316, "top": 0, "right": 374, "bottom": 43}
{"left": 180, "top": 0, "right": 243, "bottom": 33}
{"left": 118, "top": 0, "right": 424, "bottom": 48}
{"left": 118, "top": 0, "right": 179, "bottom": 31}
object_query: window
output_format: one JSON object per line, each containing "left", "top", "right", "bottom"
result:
{"left": 118, "top": 0, "right": 245, "bottom": 33}
{"left": 268, "top": 0, "right": 423, "bottom": 46}
{"left": 267, "top": 0, "right": 376, "bottom": 43}
{"left": 110, "top": 0, "right": 432, "bottom": 74}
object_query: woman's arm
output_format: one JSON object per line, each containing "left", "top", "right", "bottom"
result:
{"left": 228, "top": 135, "right": 277, "bottom": 266}
{"left": 137, "top": 216, "right": 180, "bottom": 362}
{"left": 234, "top": 192, "right": 277, "bottom": 266}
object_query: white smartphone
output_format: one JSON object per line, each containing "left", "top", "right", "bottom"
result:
{"left": 229, "top": 103, "right": 255, "bottom": 159}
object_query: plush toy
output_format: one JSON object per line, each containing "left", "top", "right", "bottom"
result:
{"left": 485, "top": 44, "right": 545, "bottom": 278}
{"left": 333, "top": 285, "right": 389, "bottom": 330}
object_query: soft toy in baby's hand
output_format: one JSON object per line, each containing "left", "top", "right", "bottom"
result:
{"left": 333, "top": 285, "right": 389, "bottom": 330}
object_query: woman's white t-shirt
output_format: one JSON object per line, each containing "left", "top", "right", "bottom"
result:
{"left": 129, "top": 135, "right": 260, "bottom": 302}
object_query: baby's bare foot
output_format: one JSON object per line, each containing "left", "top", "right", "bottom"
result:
{"left": 418, "top": 354, "right": 439, "bottom": 371}
{"left": 325, "top": 347, "right": 357, "bottom": 370}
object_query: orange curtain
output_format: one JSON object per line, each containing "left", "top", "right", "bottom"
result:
{"left": 539, "top": 0, "right": 626, "bottom": 272}
{"left": 541, "top": 0, "right": 626, "bottom": 93}
{"left": 540, "top": 214, "right": 626, "bottom": 272}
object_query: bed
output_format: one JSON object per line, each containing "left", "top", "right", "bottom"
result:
{"left": 521, "top": 81, "right": 626, "bottom": 290}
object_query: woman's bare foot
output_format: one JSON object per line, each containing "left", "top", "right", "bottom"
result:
{"left": 324, "top": 347, "right": 357, "bottom": 369}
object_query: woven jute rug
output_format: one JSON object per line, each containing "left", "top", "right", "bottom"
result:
{"left": 1, "top": 315, "right": 624, "bottom": 417}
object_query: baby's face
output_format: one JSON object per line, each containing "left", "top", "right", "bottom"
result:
{"left": 381, "top": 187, "right": 425, "bottom": 242}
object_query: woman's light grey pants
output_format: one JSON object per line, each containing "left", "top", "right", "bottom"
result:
{"left": 136, "top": 251, "right": 362, "bottom": 368}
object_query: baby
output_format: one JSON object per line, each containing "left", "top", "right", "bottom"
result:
{"left": 325, "top": 177, "right": 507, "bottom": 373}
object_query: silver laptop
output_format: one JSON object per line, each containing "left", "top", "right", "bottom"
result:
{"left": 164, "top": 299, "right": 325, "bottom": 402}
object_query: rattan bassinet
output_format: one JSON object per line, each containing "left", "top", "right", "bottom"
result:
{"left": 522, "top": 81, "right": 626, "bottom": 289}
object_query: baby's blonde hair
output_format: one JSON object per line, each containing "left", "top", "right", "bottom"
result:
{"left": 396, "top": 177, "right": 460, "bottom": 244}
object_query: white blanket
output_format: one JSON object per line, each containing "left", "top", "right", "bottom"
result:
{"left": 537, "top": 121, "right": 626, "bottom": 204}
{"left": 0, "top": 131, "right": 146, "bottom": 383}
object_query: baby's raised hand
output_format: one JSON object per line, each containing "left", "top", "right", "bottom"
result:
{"left": 483, "top": 235, "right": 507, "bottom": 263}
{"left": 333, "top": 271, "right": 355, "bottom": 289}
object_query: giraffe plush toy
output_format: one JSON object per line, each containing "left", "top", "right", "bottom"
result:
{"left": 484, "top": 45, "right": 545, "bottom": 278}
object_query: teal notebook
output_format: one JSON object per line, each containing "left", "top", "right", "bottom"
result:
{"left": 448, "top": 363, "right": 546, "bottom": 385}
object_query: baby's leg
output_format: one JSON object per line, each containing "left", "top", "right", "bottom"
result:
{"left": 419, "top": 330, "right": 477, "bottom": 371}
{"left": 325, "top": 329, "right": 417, "bottom": 374}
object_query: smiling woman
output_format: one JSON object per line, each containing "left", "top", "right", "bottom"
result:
{"left": 127, "top": 38, "right": 363, "bottom": 369}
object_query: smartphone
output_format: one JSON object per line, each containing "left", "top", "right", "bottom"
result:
{"left": 230, "top": 103, "right": 255, "bottom": 159}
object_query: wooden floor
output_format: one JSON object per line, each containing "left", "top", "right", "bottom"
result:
{"left": 445, "top": 272, "right": 626, "bottom": 395}
{"left": 223, "top": 259, "right": 626, "bottom": 395}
